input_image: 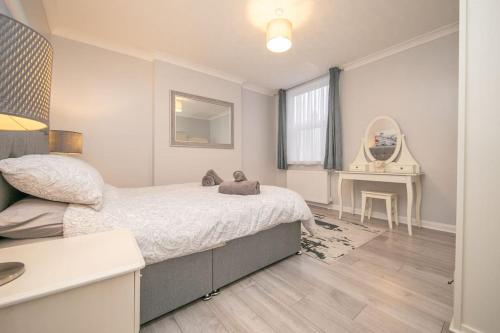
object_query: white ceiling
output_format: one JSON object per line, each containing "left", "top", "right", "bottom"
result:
{"left": 42, "top": 0, "right": 459, "bottom": 91}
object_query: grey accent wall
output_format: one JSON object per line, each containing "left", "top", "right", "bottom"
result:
{"left": 242, "top": 89, "right": 277, "bottom": 185}
{"left": 274, "top": 34, "right": 458, "bottom": 227}
{"left": 338, "top": 33, "right": 458, "bottom": 226}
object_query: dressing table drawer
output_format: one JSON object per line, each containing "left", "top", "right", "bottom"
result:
{"left": 386, "top": 164, "right": 416, "bottom": 174}
{"left": 350, "top": 164, "right": 368, "bottom": 172}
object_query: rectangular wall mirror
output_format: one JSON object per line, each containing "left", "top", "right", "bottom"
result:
{"left": 171, "top": 91, "right": 234, "bottom": 149}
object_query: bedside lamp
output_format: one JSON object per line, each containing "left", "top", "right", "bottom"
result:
{"left": 0, "top": 14, "right": 53, "bottom": 286}
{"left": 49, "top": 130, "right": 83, "bottom": 154}
{"left": 0, "top": 15, "right": 51, "bottom": 131}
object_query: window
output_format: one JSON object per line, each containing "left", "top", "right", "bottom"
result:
{"left": 286, "top": 76, "right": 329, "bottom": 164}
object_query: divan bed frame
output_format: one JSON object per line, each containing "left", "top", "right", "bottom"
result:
{"left": 0, "top": 131, "right": 302, "bottom": 324}
{"left": 140, "top": 221, "right": 301, "bottom": 323}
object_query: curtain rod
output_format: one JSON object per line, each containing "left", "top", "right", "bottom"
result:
{"left": 285, "top": 67, "right": 343, "bottom": 91}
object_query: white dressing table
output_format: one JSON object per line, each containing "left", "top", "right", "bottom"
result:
{"left": 341, "top": 116, "right": 423, "bottom": 235}
{"left": 337, "top": 171, "right": 422, "bottom": 235}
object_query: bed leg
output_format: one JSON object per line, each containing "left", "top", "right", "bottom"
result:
{"left": 202, "top": 293, "right": 212, "bottom": 301}
{"left": 210, "top": 289, "right": 220, "bottom": 296}
{"left": 296, "top": 250, "right": 303, "bottom": 255}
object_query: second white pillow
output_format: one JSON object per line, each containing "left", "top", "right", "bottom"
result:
{"left": 0, "top": 154, "right": 104, "bottom": 210}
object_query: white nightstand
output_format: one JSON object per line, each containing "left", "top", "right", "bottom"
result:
{"left": 0, "top": 230, "right": 145, "bottom": 333}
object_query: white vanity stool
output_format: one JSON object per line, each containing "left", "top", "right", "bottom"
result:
{"left": 361, "top": 191, "right": 399, "bottom": 229}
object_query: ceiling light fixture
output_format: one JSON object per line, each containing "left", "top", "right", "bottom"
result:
{"left": 266, "top": 9, "right": 292, "bottom": 53}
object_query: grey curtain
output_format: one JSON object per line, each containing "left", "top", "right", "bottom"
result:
{"left": 324, "top": 67, "right": 342, "bottom": 170}
{"left": 277, "top": 89, "right": 287, "bottom": 169}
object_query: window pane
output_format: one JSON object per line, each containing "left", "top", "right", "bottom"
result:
{"left": 286, "top": 78, "right": 329, "bottom": 164}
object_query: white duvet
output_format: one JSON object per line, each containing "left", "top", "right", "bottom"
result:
{"left": 63, "top": 183, "right": 315, "bottom": 264}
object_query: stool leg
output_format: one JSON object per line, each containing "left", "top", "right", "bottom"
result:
{"left": 367, "top": 198, "right": 373, "bottom": 221}
{"left": 361, "top": 193, "right": 366, "bottom": 224}
{"left": 385, "top": 198, "right": 393, "bottom": 229}
{"left": 394, "top": 196, "right": 399, "bottom": 225}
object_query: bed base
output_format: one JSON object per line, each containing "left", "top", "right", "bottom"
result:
{"left": 140, "top": 221, "right": 301, "bottom": 324}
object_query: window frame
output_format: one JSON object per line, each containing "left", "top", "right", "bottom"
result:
{"left": 286, "top": 75, "right": 330, "bottom": 165}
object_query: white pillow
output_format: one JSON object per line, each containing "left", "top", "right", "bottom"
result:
{"left": 0, "top": 154, "right": 104, "bottom": 210}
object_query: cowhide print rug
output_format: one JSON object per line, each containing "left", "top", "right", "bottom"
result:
{"left": 301, "top": 214, "right": 384, "bottom": 263}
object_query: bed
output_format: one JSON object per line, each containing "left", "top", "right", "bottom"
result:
{"left": 0, "top": 131, "right": 314, "bottom": 324}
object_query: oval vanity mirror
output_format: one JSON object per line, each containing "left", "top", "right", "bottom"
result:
{"left": 364, "top": 116, "right": 402, "bottom": 163}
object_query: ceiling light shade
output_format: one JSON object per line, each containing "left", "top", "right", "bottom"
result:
{"left": 49, "top": 130, "right": 83, "bottom": 154}
{"left": 0, "top": 14, "right": 52, "bottom": 131}
{"left": 266, "top": 18, "right": 292, "bottom": 53}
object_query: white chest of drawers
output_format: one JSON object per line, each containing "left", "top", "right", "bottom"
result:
{"left": 0, "top": 230, "right": 145, "bottom": 333}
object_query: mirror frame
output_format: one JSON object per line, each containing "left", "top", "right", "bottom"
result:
{"left": 170, "top": 90, "right": 234, "bottom": 149}
{"left": 364, "top": 116, "right": 402, "bottom": 164}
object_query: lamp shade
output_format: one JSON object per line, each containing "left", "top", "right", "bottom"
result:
{"left": 266, "top": 18, "right": 292, "bottom": 53}
{"left": 49, "top": 130, "right": 83, "bottom": 154}
{"left": 0, "top": 14, "right": 52, "bottom": 131}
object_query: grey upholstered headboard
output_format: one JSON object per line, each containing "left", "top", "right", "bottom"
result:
{"left": 0, "top": 131, "right": 48, "bottom": 211}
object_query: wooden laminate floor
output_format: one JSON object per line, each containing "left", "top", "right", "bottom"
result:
{"left": 141, "top": 206, "right": 455, "bottom": 333}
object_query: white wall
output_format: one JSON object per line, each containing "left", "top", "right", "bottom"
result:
{"left": 0, "top": 0, "right": 10, "bottom": 16}
{"left": 2, "top": 0, "right": 50, "bottom": 39}
{"left": 16, "top": 0, "right": 50, "bottom": 39}
{"left": 338, "top": 33, "right": 459, "bottom": 227}
{"left": 453, "top": 1, "right": 500, "bottom": 332}
{"left": 242, "top": 89, "right": 277, "bottom": 185}
{"left": 49, "top": 36, "right": 279, "bottom": 188}
{"left": 50, "top": 36, "right": 154, "bottom": 187}
{"left": 153, "top": 60, "right": 242, "bottom": 185}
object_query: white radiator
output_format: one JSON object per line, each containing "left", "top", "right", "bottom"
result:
{"left": 286, "top": 170, "right": 331, "bottom": 204}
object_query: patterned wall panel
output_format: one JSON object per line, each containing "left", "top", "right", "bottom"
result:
{"left": 0, "top": 14, "right": 52, "bottom": 127}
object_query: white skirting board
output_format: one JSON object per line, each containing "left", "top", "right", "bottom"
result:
{"left": 309, "top": 202, "right": 456, "bottom": 234}
{"left": 450, "top": 321, "right": 484, "bottom": 333}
